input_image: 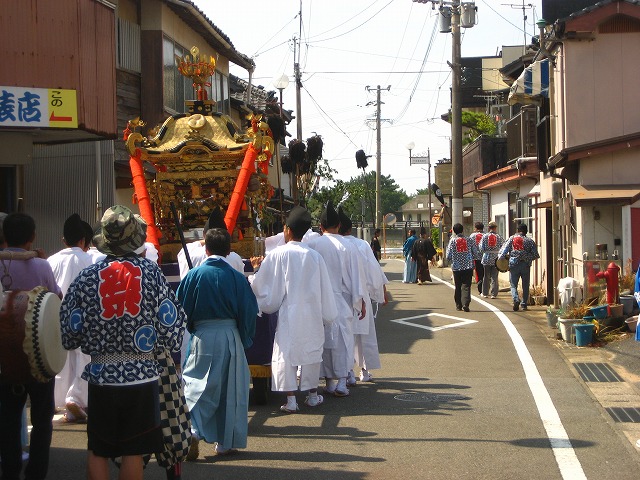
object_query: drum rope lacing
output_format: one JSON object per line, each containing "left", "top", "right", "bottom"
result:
{"left": 1, "top": 256, "right": 13, "bottom": 291}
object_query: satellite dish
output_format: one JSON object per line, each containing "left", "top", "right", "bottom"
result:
{"left": 384, "top": 213, "right": 396, "bottom": 226}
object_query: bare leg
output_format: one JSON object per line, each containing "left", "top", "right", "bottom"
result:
{"left": 87, "top": 451, "right": 109, "bottom": 480}
{"left": 118, "top": 455, "right": 143, "bottom": 480}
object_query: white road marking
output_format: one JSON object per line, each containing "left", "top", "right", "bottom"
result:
{"left": 426, "top": 272, "right": 588, "bottom": 479}
{"left": 390, "top": 313, "right": 478, "bottom": 331}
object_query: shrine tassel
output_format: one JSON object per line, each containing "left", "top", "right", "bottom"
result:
{"left": 224, "top": 144, "right": 257, "bottom": 235}
{"left": 129, "top": 151, "right": 161, "bottom": 252}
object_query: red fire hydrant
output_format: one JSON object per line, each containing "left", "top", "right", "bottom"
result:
{"left": 595, "top": 262, "right": 620, "bottom": 307}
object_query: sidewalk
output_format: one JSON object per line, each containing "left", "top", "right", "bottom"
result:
{"left": 447, "top": 265, "right": 640, "bottom": 451}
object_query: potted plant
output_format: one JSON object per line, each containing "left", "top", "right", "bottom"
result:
{"left": 557, "top": 302, "right": 594, "bottom": 343}
{"left": 619, "top": 259, "right": 636, "bottom": 315}
{"left": 530, "top": 284, "right": 546, "bottom": 306}
{"left": 546, "top": 306, "right": 561, "bottom": 328}
{"left": 619, "top": 259, "right": 636, "bottom": 295}
{"left": 529, "top": 270, "right": 547, "bottom": 306}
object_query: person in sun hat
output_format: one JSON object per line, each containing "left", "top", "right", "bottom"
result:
{"left": 60, "top": 205, "right": 186, "bottom": 480}
{"left": 251, "top": 206, "right": 338, "bottom": 413}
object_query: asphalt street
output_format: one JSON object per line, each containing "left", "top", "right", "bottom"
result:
{"left": 46, "top": 259, "right": 640, "bottom": 479}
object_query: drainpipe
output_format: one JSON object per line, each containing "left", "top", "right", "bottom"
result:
{"left": 551, "top": 179, "right": 563, "bottom": 308}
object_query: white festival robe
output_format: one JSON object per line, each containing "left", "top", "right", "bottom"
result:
{"left": 47, "top": 247, "right": 93, "bottom": 410}
{"left": 250, "top": 241, "right": 337, "bottom": 390}
{"left": 308, "top": 233, "right": 366, "bottom": 378}
{"left": 177, "top": 241, "right": 244, "bottom": 278}
{"left": 264, "top": 229, "right": 320, "bottom": 254}
{"left": 342, "top": 235, "right": 389, "bottom": 371}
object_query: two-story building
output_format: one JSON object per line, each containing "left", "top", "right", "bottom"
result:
{"left": 537, "top": 0, "right": 640, "bottom": 301}
{"left": 1, "top": 0, "right": 289, "bottom": 255}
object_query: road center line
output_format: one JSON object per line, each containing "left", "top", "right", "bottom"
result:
{"left": 411, "top": 267, "right": 587, "bottom": 479}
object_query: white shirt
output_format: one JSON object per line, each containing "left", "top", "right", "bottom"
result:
{"left": 47, "top": 247, "right": 93, "bottom": 296}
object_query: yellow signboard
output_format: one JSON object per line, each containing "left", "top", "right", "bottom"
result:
{"left": 47, "top": 89, "right": 78, "bottom": 128}
{"left": 0, "top": 86, "right": 77, "bottom": 128}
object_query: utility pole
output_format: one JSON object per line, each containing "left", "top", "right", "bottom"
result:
{"left": 451, "top": 3, "right": 463, "bottom": 227}
{"left": 366, "top": 85, "right": 390, "bottom": 228}
{"left": 414, "top": 0, "right": 476, "bottom": 228}
{"left": 292, "top": 0, "right": 303, "bottom": 204}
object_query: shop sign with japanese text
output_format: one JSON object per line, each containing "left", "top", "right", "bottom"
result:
{"left": 0, "top": 86, "right": 78, "bottom": 128}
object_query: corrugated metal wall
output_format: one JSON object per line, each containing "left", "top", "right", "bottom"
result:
{"left": 25, "top": 141, "right": 115, "bottom": 256}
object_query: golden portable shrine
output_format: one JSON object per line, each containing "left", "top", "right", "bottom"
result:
{"left": 123, "top": 47, "right": 274, "bottom": 262}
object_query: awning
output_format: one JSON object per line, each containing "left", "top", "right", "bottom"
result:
{"left": 568, "top": 184, "right": 640, "bottom": 206}
{"left": 508, "top": 58, "right": 549, "bottom": 106}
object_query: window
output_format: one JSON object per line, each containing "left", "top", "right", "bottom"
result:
{"left": 163, "top": 37, "right": 229, "bottom": 114}
{"left": 163, "top": 37, "right": 193, "bottom": 112}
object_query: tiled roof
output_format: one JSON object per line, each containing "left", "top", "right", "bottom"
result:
{"left": 563, "top": 0, "right": 640, "bottom": 21}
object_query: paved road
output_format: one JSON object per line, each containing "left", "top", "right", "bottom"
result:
{"left": 47, "top": 259, "right": 640, "bottom": 479}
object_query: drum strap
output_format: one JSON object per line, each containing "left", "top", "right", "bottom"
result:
{"left": 0, "top": 251, "right": 38, "bottom": 291}
{"left": 91, "top": 352, "right": 155, "bottom": 364}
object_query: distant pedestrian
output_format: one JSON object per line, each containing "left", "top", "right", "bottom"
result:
{"left": 498, "top": 224, "right": 540, "bottom": 311}
{"left": 370, "top": 229, "right": 382, "bottom": 262}
{"left": 446, "top": 223, "right": 478, "bottom": 312}
{"left": 402, "top": 229, "right": 418, "bottom": 283}
{"left": 469, "top": 222, "right": 484, "bottom": 294}
{"left": 411, "top": 226, "right": 437, "bottom": 285}
{"left": 479, "top": 221, "right": 504, "bottom": 298}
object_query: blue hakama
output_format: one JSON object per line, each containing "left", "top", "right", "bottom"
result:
{"left": 182, "top": 320, "right": 250, "bottom": 448}
{"left": 177, "top": 257, "right": 258, "bottom": 449}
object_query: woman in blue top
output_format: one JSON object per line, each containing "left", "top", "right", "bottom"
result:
{"left": 402, "top": 229, "right": 418, "bottom": 283}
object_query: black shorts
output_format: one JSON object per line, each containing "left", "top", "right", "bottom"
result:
{"left": 87, "top": 380, "right": 163, "bottom": 458}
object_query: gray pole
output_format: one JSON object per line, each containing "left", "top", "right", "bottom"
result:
{"left": 376, "top": 85, "right": 382, "bottom": 228}
{"left": 428, "top": 148, "right": 432, "bottom": 226}
{"left": 451, "top": 1, "right": 463, "bottom": 227}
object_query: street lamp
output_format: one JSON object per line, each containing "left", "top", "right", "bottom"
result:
{"left": 406, "top": 141, "right": 415, "bottom": 165}
{"left": 273, "top": 74, "right": 290, "bottom": 117}
{"left": 272, "top": 73, "right": 290, "bottom": 223}
{"left": 407, "top": 142, "right": 432, "bottom": 228}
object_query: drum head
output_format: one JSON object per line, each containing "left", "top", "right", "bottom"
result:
{"left": 495, "top": 257, "right": 509, "bottom": 273}
{"left": 23, "top": 289, "right": 66, "bottom": 382}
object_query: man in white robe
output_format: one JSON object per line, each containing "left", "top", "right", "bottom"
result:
{"left": 251, "top": 207, "right": 337, "bottom": 412}
{"left": 177, "top": 208, "right": 244, "bottom": 278}
{"left": 338, "top": 210, "right": 388, "bottom": 383}
{"left": 264, "top": 229, "right": 320, "bottom": 254}
{"left": 48, "top": 214, "right": 93, "bottom": 422}
{"left": 308, "top": 201, "right": 366, "bottom": 397}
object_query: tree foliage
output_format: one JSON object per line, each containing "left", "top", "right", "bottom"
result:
{"left": 307, "top": 171, "right": 409, "bottom": 225}
{"left": 443, "top": 110, "right": 497, "bottom": 146}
